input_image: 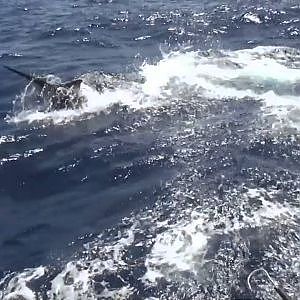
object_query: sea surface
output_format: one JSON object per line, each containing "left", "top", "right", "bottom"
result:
{"left": 0, "top": 0, "right": 300, "bottom": 299}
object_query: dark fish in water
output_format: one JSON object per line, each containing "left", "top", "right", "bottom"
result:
{"left": 4, "top": 66, "right": 146, "bottom": 112}
{"left": 4, "top": 65, "right": 86, "bottom": 111}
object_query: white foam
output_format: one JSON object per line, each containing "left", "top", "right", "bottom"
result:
{"left": 8, "top": 46, "right": 300, "bottom": 128}
{"left": 8, "top": 81, "right": 156, "bottom": 125}
{"left": 0, "top": 134, "right": 29, "bottom": 144}
{"left": 0, "top": 135, "right": 15, "bottom": 144}
{"left": 141, "top": 51, "right": 213, "bottom": 97}
{"left": 81, "top": 82, "right": 152, "bottom": 113}
{"left": 243, "top": 13, "right": 262, "bottom": 24}
{"left": 48, "top": 224, "right": 136, "bottom": 299}
{"left": 1, "top": 186, "right": 299, "bottom": 299}
{"left": 0, "top": 148, "right": 43, "bottom": 165}
{"left": 98, "top": 286, "right": 135, "bottom": 299}
{"left": 1, "top": 267, "right": 45, "bottom": 300}
{"left": 242, "top": 188, "right": 299, "bottom": 228}
{"left": 143, "top": 212, "right": 209, "bottom": 283}
{"left": 50, "top": 261, "right": 91, "bottom": 299}
{"left": 141, "top": 47, "right": 300, "bottom": 129}
{"left": 143, "top": 187, "right": 300, "bottom": 285}
{"left": 7, "top": 107, "right": 84, "bottom": 124}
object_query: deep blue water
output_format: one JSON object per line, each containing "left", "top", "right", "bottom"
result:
{"left": 1, "top": 0, "right": 300, "bottom": 299}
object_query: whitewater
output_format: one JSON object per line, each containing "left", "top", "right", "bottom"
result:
{"left": 1, "top": 1, "right": 300, "bottom": 299}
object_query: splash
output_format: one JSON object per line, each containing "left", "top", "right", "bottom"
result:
{"left": 141, "top": 46, "right": 300, "bottom": 130}
{"left": 142, "top": 187, "right": 300, "bottom": 288}
{"left": 7, "top": 46, "right": 300, "bottom": 129}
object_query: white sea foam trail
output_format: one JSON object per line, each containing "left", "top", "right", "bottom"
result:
{"left": 8, "top": 46, "right": 300, "bottom": 129}
{"left": 141, "top": 46, "right": 300, "bottom": 94}
{"left": 141, "top": 46, "right": 300, "bottom": 129}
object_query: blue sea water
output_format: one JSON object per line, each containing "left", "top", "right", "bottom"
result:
{"left": 1, "top": 0, "right": 300, "bottom": 299}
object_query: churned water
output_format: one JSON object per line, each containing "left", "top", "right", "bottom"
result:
{"left": 0, "top": 0, "right": 300, "bottom": 299}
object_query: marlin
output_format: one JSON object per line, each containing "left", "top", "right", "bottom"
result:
{"left": 4, "top": 65, "right": 85, "bottom": 111}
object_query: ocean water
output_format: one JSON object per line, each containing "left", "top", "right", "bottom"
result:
{"left": 0, "top": 0, "right": 300, "bottom": 299}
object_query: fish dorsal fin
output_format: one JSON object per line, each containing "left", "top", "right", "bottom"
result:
{"left": 63, "top": 79, "right": 82, "bottom": 90}
{"left": 4, "top": 65, "right": 82, "bottom": 91}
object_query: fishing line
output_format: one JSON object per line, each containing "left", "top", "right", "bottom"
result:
{"left": 247, "top": 268, "right": 292, "bottom": 300}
